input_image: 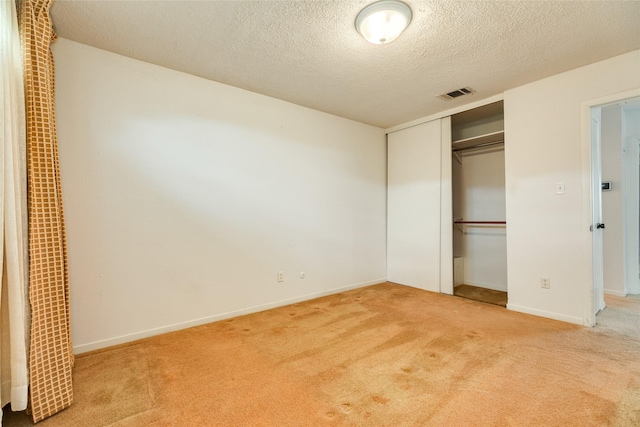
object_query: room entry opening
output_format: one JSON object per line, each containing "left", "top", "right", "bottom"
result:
{"left": 597, "top": 97, "right": 640, "bottom": 301}
{"left": 586, "top": 93, "right": 640, "bottom": 326}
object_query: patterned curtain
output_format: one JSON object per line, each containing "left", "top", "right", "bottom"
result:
{"left": 18, "top": 0, "right": 74, "bottom": 422}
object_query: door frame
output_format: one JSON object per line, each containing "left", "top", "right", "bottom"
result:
{"left": 590, "top": 107, "right": 605, "bottom": 317}
{"left": 581, "top": 88, "right": 640, "bottom": 326}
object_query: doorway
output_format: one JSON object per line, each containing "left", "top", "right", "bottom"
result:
{"left": 601, "top": 99, "right": 640, "bottom": 298}
{"left": 585, "top": 92, "right": 640, "bottom": 326}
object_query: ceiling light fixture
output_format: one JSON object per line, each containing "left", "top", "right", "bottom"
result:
{"left": 355, "top": 0, "right": 412, "bottom": 45}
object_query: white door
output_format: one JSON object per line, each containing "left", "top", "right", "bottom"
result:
{"left": 591, "top": 108, "right": 606, "bottom": 316}
{"left": 387, "top": 120, "right": 442, "bottom": 291}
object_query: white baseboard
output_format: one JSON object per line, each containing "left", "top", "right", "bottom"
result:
{"left": 506, "top": 303, "right": 583, "bottom": 325}
{"left": 73, "top": 278, "right": 386, "bottom": 354}
{"left": 604, "top": 289, "right": 627, "bottom": 297}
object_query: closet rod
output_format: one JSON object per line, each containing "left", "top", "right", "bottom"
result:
{"left": 452, "top": 140, "right": 504, "bottom": 152}
{"left": 453, "top": 220, "right": 506, "bottom": 225}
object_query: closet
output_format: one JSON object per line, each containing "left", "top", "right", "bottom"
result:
{"left": 386, "top": 99, "right": 505, "bottom": 303}
{"left": 451, "top": 101, "right": 507, "bottom": 306}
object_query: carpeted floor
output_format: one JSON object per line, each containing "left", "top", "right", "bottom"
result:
{"left": 453, "top": 284, "right": 508, "bottom": 307}
{"left": 4, "top": 283, "right": 640, "bottom": 426}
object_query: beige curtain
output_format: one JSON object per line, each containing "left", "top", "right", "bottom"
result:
{"left": 0, "top": 0, "right": 30, "bottom": 416}
{"left": 18, "top": 0, "right": 74, "bottom": 422}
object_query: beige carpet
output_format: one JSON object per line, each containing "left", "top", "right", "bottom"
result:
{"left": 4, "top": 283, "right": 639, "bottom": 426}
{"left": 453, "top": 284, "right": 508, "bottom": 307}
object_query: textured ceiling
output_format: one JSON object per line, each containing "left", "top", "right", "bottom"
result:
{"left": 50, "top": 0, "right": 640, "bottom": 129}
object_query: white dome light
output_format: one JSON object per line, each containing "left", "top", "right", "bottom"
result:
{"left": 355, "top": 0, "right": 412, "bottom": 45}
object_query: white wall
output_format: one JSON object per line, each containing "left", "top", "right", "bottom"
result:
{"left": 625, "top": 105, "right": 640, "bottom": 137}
{"left": 452, "top": 155, "right": 464, "bottom": 258}
{"left": 52, "top": 39, "right": 387, "bottom": 353}
{"left": 623, "top": 104, "right": 640, "bottom": 295}
{"left": 458, "top": 148, "right": 507, "bottom": 291}
{"left": 601, "top": 106, "right": 625, "bottom": 296}
{"left": 504, "top": 50, "right": 640, "bottom": 324}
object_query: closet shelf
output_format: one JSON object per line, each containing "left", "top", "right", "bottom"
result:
{"left": 452, "top": 130, "right": 504, "bottom": 152}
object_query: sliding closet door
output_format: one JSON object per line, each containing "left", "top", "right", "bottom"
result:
{"left": 387, "top": 119, "right": 442, "bottom": 291}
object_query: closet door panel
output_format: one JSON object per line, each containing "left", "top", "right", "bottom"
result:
{"left": 387, "top": 120, "right": 441, "bottom": 291}
{"left": 440, "top": 117, "right": 453, "bottom": 295}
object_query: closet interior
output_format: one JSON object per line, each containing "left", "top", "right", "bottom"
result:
{"left": 451, "top": 101, "right": 508, "bottom": 306}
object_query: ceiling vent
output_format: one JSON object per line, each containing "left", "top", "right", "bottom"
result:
{"left": 438, "top": 87, "right": 476, "bottom": 101}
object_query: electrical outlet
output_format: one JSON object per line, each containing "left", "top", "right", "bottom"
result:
{"left": 541, "top": 277, "right": 550, "bottom": 289}
{"left": 277, "top": 271, "right": 284, "bottom": 283}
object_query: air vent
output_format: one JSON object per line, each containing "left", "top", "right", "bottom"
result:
{"left": 438, "top": 87, "right": 476, "bottom": 101}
